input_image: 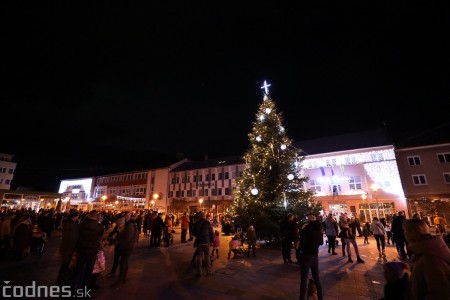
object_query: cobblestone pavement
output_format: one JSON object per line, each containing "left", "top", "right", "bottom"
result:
{"left": 0, "top": 226, "right": 417, "bottom": 300}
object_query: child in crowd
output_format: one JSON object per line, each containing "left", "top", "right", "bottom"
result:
{"left": 211, "top": 230, "right": 220, "bottom": 259}
{"left": 381, "top": 261, "right": 409, "bottom": 300}
{"left": 385, "top": 224, "right": 393, "bottom": 245}
{"left": 362, "top": 222, "right": 371, "bottom": 244}
{"left": 89, "top": 239, "right": 107, "bottom": 290}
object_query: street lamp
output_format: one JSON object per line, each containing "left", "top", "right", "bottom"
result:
{"left": 150, "top": 200, "right": 155, "bottom": 210}
{"left": 371, "top": 184, "right": 380, "bottom": 218}
{"left": 199, "top": 198, "right": 203, "bottom": 211}
{"left": 361, "top": 193, "right": 367, "bottom": 223}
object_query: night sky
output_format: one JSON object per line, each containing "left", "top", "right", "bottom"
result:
{"left": 3, "top": 2, "right": 448, "bottom": 191}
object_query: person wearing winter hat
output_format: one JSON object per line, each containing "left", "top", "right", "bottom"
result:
{"left": 381, "top": 261, "right": 409, "bottom": 300}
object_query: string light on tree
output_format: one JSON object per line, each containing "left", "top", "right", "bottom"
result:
{"left": 230, "top": 81, "right": 322, "bottom": 235}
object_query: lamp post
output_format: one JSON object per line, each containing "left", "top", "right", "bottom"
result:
{"left": 371, "top": 184, "right": 380, "bottom": 218}
{"left": 199, "top": 198, "right": 203, "bottom": 211}
{"left": 361, "top": 193, "right": 367, "bottom": 223}
{"left": 150, "top": 200, "right": 155, "bottom": 210}
{"left": 152, "top": 193, "right": 159, "bottom": 211}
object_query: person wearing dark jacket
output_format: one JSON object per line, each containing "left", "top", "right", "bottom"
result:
{"left": 151, "top": 213, "right": 165, "bottom": 248}
{"left": 111, "top": 212, "right": 137, "bottom": 286}
{"left": 72, "top": 210, "right": 104, "bottom": 291}
{"left": 57, "top": 209, "right": 79, "bottom": 285}
{"left": 192, "top": 212, "right": 214, "bottom": 277}
{"left": 391, "top": 211, "right": 408, "bottom": 260}
{"left": 299, "top": 216, "right": 324, "bottom": 300}
{"left": 106, "top": 217, "right": 125, "bottom": 276}
{"left": 280, "top": 213, "right": 298, "bottom": 264}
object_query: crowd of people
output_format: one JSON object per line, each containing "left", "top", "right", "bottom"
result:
{"left": 1, "top": 207, "right": 449, "bottom": 299}
{"left": 277, "top": 210, "right": 450, "bottom": 300}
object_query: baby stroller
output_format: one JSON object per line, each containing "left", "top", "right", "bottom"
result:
{"left": 161, "top": 230, "right": 174, "bottom": 247}
{"left": 30, "top": 227, "right": 47, "bottom": 257}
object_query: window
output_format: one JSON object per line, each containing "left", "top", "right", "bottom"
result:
{"left": 134, "top": 186, "right": 146, "bottom": 195}
{"left": 412, "top": 175, "right": 427, "bottom": 185}
{"left": 407, "top": 156, "right": 421, "bottom": 166}
{"left": 225, "top": 188, "right": 232, "bottom": 195}
{"left": 444, "top": 173, "right": 450, "bottom": 184}
{"left": 121, "top": 187, "right": 131, "bottom": 195}
{"left": 309, "top": 179, "right": 322, "bottom": 193}
{"left": 438, "top": 153, "right": 450, "bottom": 163}
{"left": 329, "top": 184, "right": 341, "bottom": 196}
{"left": 5, "top": 179, "right": 11, "bottom": 184}
{"left": 348, "top": 176, "right": 362, "bottom": 190}
{"left": 8, "top": 169, "right": 14, "bottom": 174}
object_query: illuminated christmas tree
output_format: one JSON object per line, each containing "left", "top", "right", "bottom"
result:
{"left": 231, "top": 81, "right": 322, "bottom": 239}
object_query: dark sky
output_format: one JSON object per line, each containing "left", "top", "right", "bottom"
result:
{"left": 3, "top": 2, "right": 448, "bottom": 191}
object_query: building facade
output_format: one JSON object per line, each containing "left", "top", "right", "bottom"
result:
{"left": 0, "top": 153, "right": 16, "bottom": 190}
{"left": 395, "top": 143, "right": 450, "bottom": 221}
{"left": 168, "top": 156, "right": 245, "bottom": 214}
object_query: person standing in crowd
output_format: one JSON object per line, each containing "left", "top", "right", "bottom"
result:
{"left": 0, "top": 212, "right": 14, "bottom": 257}
{"left": 72, "top": 210, "right": 104, "bottom": 291}
{"left": 57, "top": 209, "right": 79, "bottom": 285}
{"left": 106, "top": 217, "right": 125, "bottom": 276}
{"left": 370, "top": 217, "right": 386, "bottom": 258}
{"left": 341, "top": 217, "right": 365, "bottom": 263}
{"left": 362, "top": 222, "right": 371, "bottom": 244}
{"left": 323, "top": 213, "right": 338, "bottom": 255}
{"left": 151, "top": 213, "right": 164, "bottom": 248}
{"left": 299, "top": 215, "right": 324, "bottom": 300}
{"left": 211, "top": 230, "right": 220, "bottom": 259}
{"left": 163, "top": 214, "right": 173, "bottom": 246}
{"left": 143, "top": 212, "right": 151, "bottom": 238}
{"left": 402, "top": 218, "right": 450, "bottom": 299}
{"left": 180, "top": 212, "right": 190, "bottom": 243}
{"left": 111, "top": 212, "right": 137, "bottom": 287}
{"left": 280, "top": 213, "right": 297, "bottom": 264}
{"left": 192, "top": 211, "right": 214, "bottom": 277}
{"left": 338, "top": 213, "right": 348, "bottom": 257}
{"left": 188, "top": 213, "right": 195, "bottom": 241}
{"left": 246, "top": 225, "right": 257, "bottom": 257}
{"left": 391, "top": 211, "right": 408, "bottom": 261}
{"left": 11, "top": 214, "right": 32, "bottom": 261}
{"left": 353, "top": 212, "right": 363, "bottom": 237}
